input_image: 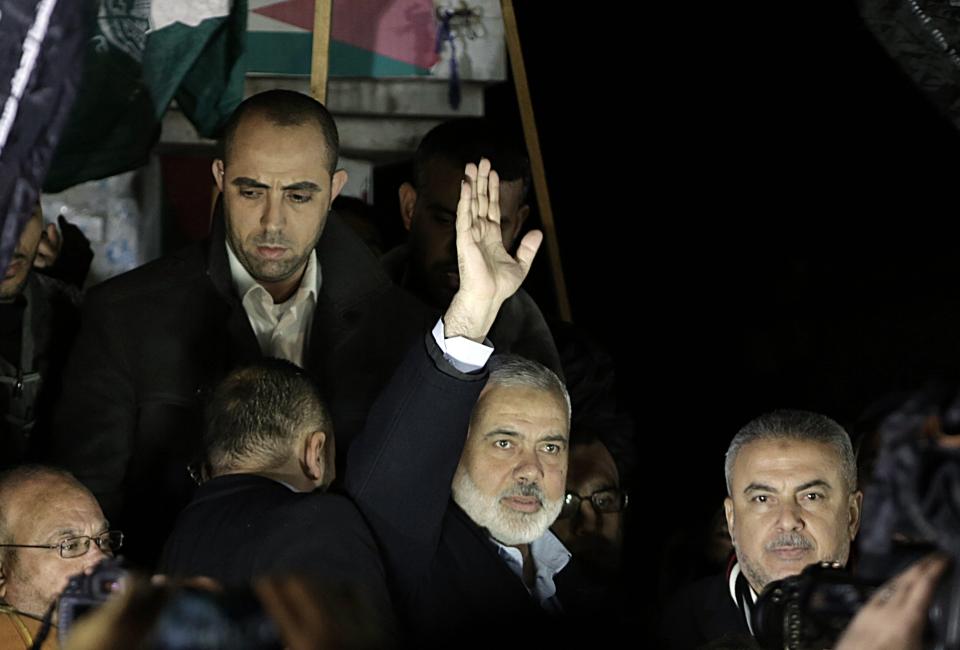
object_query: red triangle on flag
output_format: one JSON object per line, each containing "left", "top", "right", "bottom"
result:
{"left": 253, "top": 0, "right": 315, "bottom": 32}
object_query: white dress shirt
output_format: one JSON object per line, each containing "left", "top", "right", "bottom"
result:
{"left": 226, "top": 241, "right": 320, "bottom": 367}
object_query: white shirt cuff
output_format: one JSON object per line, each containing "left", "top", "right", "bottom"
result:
{"left": 431, "top": 319, "right": 494, "bottom": 373}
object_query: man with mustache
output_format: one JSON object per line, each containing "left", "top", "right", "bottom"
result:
{"left": 50, "top": 89, "right": 428, "bottom": 567}
{"left": 661, "top": 409, "right": 863, "bottom": 649}
{"left": 0, "top": 204, "right": 81, "bottom": 466}
{"left": 349, "top": 157, "right": 596, "bottom": 645}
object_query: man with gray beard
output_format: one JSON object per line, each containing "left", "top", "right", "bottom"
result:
{"left": 660, "top": 409, "right": 863, "bottom": 649}
{"left": 346, "top": 158, "right": 587, "bottom": 646}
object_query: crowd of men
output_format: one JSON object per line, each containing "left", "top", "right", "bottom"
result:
{"left": 0, "top": 88, "right": 940, "bottom": 649}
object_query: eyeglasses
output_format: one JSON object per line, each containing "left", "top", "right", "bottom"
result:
{"left": 558, "top": 489, "right": 629, "bottom": 520}
{"left": 0, "top": 531, "right": 123, "bottom": 559}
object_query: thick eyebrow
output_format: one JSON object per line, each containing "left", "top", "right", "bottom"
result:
{"left": 743, "top": 482, "right": 776, "bottom": 495}
{"left": 484, "top": 429, "right": 520, "bottom": 439}
{"left": 795, "top": 479, "right": 832, "bottom": 493}
{"left": 282, "top": 181, "right": 321, "bottom": 192}
{"left": 231, "top": 177, "right": 269, "bottom": 189}
{"left": 230, "top": 179, "right": 321, "bottom": 192}
{"left": 743, "top": 480, "right": 833, "bottom": 496}
{"left": 50, "top": 519, "right": 110, "bottom": 539}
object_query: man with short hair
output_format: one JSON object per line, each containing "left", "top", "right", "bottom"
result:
{"left": 0, "top": 465, "right": 120, "bottom": 648}
{"left": 661, "top": 409, "right": 863, "bottom": 649}
{"left": 385, "top": 118, "right": 561, "bottom": 374}
{"left": 50, "top": 89, "right": 428, "bottom": 567}
{"left": 348, "top": 158, "right": 590, "bottom": 644}
{"left": 158, "top": 359, "right": 391, "bottom": 628}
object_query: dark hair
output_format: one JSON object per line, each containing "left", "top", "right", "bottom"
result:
{"left": 412, "top": 118, "right": 531, "bottom": 199}
{"left": 204, "top": 359, "right": 332, "bottom": 474}
{"left": 220, "top": 90, "right": 340, "bottom": 171}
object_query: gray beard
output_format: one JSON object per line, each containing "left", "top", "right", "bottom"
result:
{"left": 451, "top": 467, "right": 562, "bottom": 546}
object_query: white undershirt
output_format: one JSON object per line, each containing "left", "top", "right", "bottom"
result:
{"left": 226, "top": 240, "right": 320, "bottom": 367}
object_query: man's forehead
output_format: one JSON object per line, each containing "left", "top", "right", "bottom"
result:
{"left": 228, "top": 116, "right": 333, "bottom": 171}
{"left": 732, "top": 438, "right": 844, "bottom": 489}
{"left": 471, "top": 384, "right": 569, "bottom": 434}
{"left": 420, "top": 159, "right": 525, "bottom": 209}
{"left": 568, "top": 440, "right": 619, "bottom": 488}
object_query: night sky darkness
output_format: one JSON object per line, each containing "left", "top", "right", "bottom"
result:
{"left": 493, "top": 1, "right": 960, "bottom": 633}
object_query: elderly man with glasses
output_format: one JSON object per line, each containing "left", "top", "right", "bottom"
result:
{"left": 0, "top": 465, "right": 120, "bottom": 647}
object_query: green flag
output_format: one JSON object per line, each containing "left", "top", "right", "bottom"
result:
{"left": 44, "top": 0, "right": 247, "bottom": 193}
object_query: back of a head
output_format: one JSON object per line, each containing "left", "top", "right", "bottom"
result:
{"left": 220, "top": 89, "right": 340, "bottom": 170}
{"left": 204, "top": 360, "right": 332, "bottom": 476}
{"left": 413, "top": 118, "right": 530, "bottom": 195}
{"left": 724, "top": 409, "right": 857, "bottom": 494}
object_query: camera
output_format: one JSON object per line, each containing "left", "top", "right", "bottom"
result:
{"left": 57, "top": 556, "right": 127, "bottom": 642}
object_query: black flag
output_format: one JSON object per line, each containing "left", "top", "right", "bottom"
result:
{"left": 0, "top": 0, "right": 86, "bottom": 272}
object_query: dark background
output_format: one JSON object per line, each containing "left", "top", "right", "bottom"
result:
{"left": 504, "top": 0, "right": 960, "bottom": 635}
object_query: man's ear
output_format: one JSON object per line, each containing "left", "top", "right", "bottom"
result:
{"left": 398, "top": 182, "right": 418, "bottom": 232}
{"left": 848, "top": 490, "right": 864, "bottom": 539}
{"left": 212, "top": 159, "right": 225, "bottom": 193}
{"left": 331, "top": 170, "right": 349, "bottom": 202}
{"left": 723, "top": 497, "right": 736, "bottom": 545}
{"left": 300, "top": 430, "right": 329, "bottom": 486}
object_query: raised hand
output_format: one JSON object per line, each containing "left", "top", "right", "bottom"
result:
{"left": 443, "top": 158, "right": 543, "bottom": 341}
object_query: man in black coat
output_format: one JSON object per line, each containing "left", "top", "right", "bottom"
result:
{"left": 49, "top": 90, "right": 427, "bottom": 567}
{"left": 158, "top": 359, "right": 392, "bottom": 633}
{"left": 0, "top": 203, "right": 82, "bottom": 467}
{"left": 347, "top": 158, "right": 588, "bottom": 646}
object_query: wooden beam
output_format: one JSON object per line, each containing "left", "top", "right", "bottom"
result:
{"left": 500, "top": 0, "right": 572, "bottom": 322}
{"left": 310, "top": 0, "right": 333, "bottom": 103}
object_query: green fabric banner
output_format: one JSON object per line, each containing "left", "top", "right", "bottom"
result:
{"left": 45, "top": 0, "right": 247, "bottom": 193}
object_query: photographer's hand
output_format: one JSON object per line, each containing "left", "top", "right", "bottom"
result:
{"left": 834, "top": 555, "right": 948, "bottom": 650}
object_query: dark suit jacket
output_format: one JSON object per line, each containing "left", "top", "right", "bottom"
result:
{"left": 660, "top": 573, "right": 753, "bottom": 650}
{"left": 50, "top": 208, "right": 428, "bottom": 567}
{"left": 345, "top": 334, "right": 581, "bottom": 647}
{"left": 158, "top": 474, "right": 392, "bottom": 627}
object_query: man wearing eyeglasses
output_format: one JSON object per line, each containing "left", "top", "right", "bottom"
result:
{"left": 551, "top": 435, "right": 629, "bottom": 586}
{"left": 0, "top": 465, "right": 120, "bottom": 647}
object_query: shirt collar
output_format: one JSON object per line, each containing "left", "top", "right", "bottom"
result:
{"left": 226, "top": 239, "right": 320, "bottom": 303}
{"left": 492, "top": 528, "right": 572, "bottom": 581}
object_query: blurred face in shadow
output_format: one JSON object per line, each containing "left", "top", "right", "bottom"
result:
{"left": 551, "top": 439, "right": 626, "bottom": 573}
{"left": 1, "top": 204, "right": 43, "bottom": 301}
{"left": 399, "top": 158, "right": 528, "bottom": 309}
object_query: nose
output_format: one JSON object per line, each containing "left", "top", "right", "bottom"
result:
{"left": 260, "top": 193, "right": 284, "bottom": 231}
{"left": 571, "top": 497, "right": 600, "bottom": 535}
{"left": 81, "top": 542, "right": 108, "bottom": 571}
{"left": 775, "top": 501, "right": 805, "bottom": 532}
{"left": 513, "top": 448, "right": 544, "bottom": 485}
